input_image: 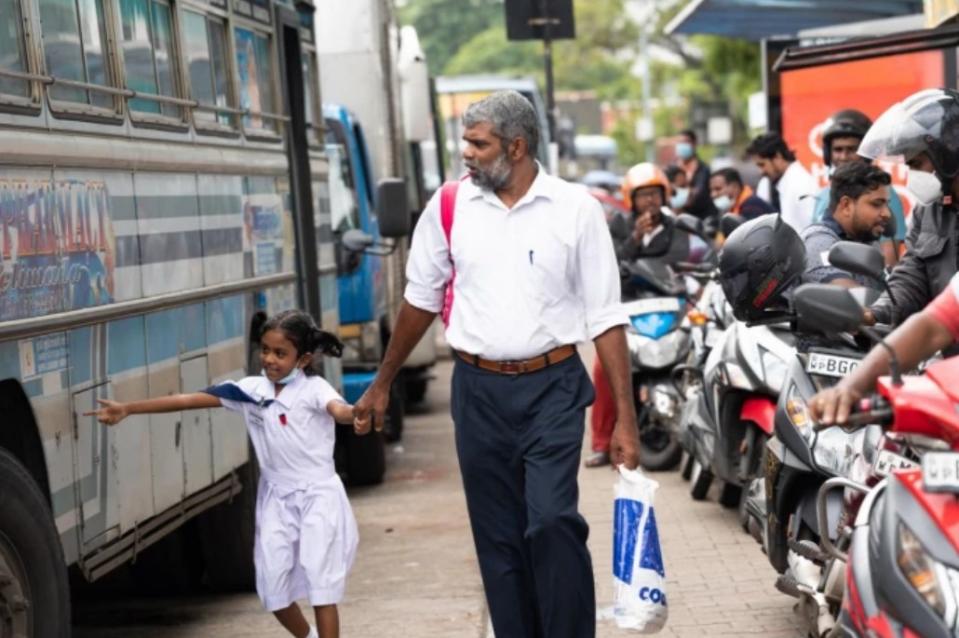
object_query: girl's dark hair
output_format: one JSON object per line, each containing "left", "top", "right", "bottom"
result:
{"left": 260, "top": 310, "right": 343, "bottom": 375}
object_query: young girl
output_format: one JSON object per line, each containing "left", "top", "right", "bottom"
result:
{"left": 87, "top": 309, "right": 359, "bottom": 638}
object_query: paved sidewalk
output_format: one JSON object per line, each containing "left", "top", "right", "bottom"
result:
{"left": 73, "top": 353, "right": 801, "bottom": 637}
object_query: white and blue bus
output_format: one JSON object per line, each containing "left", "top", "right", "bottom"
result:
{"left": 0, "top": 0, "right": 407, "bottom": 632}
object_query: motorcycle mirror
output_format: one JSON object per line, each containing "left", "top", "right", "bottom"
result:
{"left": 674, "top": 213, "right": 704, "bottom": 237}
{"left": 827, "top": 241, "right": 885, "bottom": 283}
{"left": 719, "top": 213, "right": 743, "bottom": 238}
{"left": 793, "top": 283, "right": 864, "bottom": 335}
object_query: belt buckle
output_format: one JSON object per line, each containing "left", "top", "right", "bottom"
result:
{"left": 499, "top": 360, "right": 524, "bottom": 375}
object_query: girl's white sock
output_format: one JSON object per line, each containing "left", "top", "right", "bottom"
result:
{"left": 305, "top": 626, "right": 319, "bottom": 638}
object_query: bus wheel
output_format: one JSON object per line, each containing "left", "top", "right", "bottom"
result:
{"left": 0, "top": 448, "right": 69, "bottom": 637}
{"left": 346, "top": 430, "right": 386, "bottom": 486}
{"left": 197, "top": 461, "right": 257, "bottom": 591}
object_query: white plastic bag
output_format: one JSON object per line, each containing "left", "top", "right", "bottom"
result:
{"left": 612, "top": 465, "right": 668, "bottom": 632}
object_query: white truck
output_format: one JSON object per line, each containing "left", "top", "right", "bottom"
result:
{"left": 316, "top": 0, "right": 443, "bottom": 437}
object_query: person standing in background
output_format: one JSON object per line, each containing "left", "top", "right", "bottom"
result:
{"left": 675, "top": 129, "right": 717, "bottom": 220}
{"left": 747, "top": 132, "right": 817, "bottom": 232}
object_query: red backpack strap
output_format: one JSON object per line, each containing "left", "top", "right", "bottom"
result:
{"left": 439, "top": 181, "right": 460, "bottom": 327}
{"left": 440, "top": 180, "right": 459, "bottom": 246}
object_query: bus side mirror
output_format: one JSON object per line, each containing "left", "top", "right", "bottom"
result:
{"left": 376, "top": 178, "right": 410, "bottom": 238}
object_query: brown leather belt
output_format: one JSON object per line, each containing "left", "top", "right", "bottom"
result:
{"left": 454, "top": 344, "right": 577, "bottom": 375}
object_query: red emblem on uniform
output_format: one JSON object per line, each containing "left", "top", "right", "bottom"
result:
{"left": 279, "top": 414, "right": 287, "bottom": 426}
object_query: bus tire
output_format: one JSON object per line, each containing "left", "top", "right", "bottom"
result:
{"left": 346, "top": 430, "right": 386, "bottom": 486}
{"left": 197, "top": 461, "right": 258, "bottom": 591}
{"left": 0, "top": 447, "right": 69, "bottom": 637}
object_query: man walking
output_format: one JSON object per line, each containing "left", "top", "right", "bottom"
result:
{"left": 353, "top": 90, "right": 641, "bottom": 638}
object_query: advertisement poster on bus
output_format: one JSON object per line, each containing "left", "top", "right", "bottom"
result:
{"left": 779, "top": 49, "right": 945, "bottom": 215}
{"left": 0, "top": 179, "right": 115, "bottom": 322}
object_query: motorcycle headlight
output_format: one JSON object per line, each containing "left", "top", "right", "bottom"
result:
{"left": 630, "top": 329, "right": 689, "bottom": 369}
{"left": 897, "top": 523, "right": 959, "bottom": 625}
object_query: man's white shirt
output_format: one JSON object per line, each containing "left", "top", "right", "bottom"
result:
{"left": 776, "top": 161, "right": 816, "bottom": 232}
{"left": 404, "top": 168, "right": 627, "bottom": 360}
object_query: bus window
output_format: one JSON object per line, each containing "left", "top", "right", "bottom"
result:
{"left": 181, "top": 10, "right": 233, "bottom": 127}
{"left": 38, "top": 0, "right": 112, "bottom": 108}
{"left": 302, "top": 52, "right": 319, "bottom": 142}
{"left": 118, "top": 0, "right": 182, "bottom": 119}
{"left": 326, "top": 143, "right": 359, "bottom": 233}
{"left": 233, "top": 26, "right": 276, "bottom": 134}
{"left": 0, "top": 0, "right": 30, "bottom": 98}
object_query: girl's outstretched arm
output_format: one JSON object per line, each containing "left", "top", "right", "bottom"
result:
{"left": 85, "top": 393, "right": 223, "bottom": 426}
{"left": 326, "top": 400, "right": 355, "bottom": 425}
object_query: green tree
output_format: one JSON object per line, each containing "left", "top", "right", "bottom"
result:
{"left": 442, "top": 0, "right": 639, "bottom": 98}
{"left": 398, "top": 0, "right": 504, "bottom": 73}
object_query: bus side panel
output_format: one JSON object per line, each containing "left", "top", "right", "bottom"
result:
{"left": 53, "top": 170, "right": 155, "bottom": 548}
{"left": 198, "top": 176, "right": 249, "bottom": 481}
{"left": 206, "top": 294, "right": 249, "bottom": 481}
{"left": 136, "top": 173, "right": 204, "bottom": 514}
{"left": 245, "top": 176, "right": 297, "bottom": 314}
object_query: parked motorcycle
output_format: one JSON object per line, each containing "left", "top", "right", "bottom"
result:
{"left": 752, "top": 243, "right": 890, "bottom": 583}
{"left": 794, "top": 282, "right": 959, "bottom": 638}
{"left": 684, "top": 213, "right": 798, "bottom": 512}
{"left": 675, "top": 213, "right": 742, "bottom": 482}
{"left": 622, "top": 257, "right": 692, "bottom": 471}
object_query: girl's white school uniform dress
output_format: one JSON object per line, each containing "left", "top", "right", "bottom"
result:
{"left": 210, "top": 371, "right": 358, "bottom": 611}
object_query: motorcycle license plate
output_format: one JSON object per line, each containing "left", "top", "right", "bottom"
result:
{"left": 622, "top": 297, "right": 681, "bottom": 317}
{"left": 704, "top": 328, "right": 724, "bottom": 349}
{"left": 873, "top": 449, "right": 917, "bottom": 478}
{"left": 922, "top": 452, "right": 959, "bottom": 493}
{"left": 805, "top": 353, "right": 861, "bottom": 379}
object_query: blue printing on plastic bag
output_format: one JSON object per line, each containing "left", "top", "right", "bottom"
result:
{"left": 640, "top": 507, "right": 665, "bottom": 577}
{"left": 613, "top": 497, "right": 643, "bottom": 584}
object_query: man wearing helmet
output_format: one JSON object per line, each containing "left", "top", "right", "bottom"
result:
{"left": 586, "top": 161, "right": 699, "bottom": 467}
{"left": 812, "top": 88, "right": 959, "bottom": 422}
{"left": 813, "top": 108, "right": 907, "bottom": 267}
{"left": 617, "top": 162, "right": 696, "bottom": 263}
{"left": 859, "top": 88, "right": 959, "bottom": 328}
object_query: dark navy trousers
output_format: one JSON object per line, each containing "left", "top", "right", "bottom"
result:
{"left": 451, "top": 354, "right": 597, "bottom": 638}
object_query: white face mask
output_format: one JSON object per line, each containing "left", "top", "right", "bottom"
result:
{"left": 263, "top": 366, "right": 302, "bottom": 385}
{"left": 906, "top": 168, "right": 943, "bottom": 206}
{"left": 713, "top": 194, "right": 732, "bottom": 213}
{"left": 670, "top": 187, "right": 689, "bottom": 209}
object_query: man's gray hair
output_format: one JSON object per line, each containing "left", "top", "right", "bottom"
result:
{"left": 462, "top": 90, "right": 540, "bottom": 157}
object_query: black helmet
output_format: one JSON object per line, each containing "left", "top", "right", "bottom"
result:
{"left": 822, "top": 109, "right": 872, "bottom": 167}
{"left": 718, "top": 214, "right": 806, "bottom": 322}
{"left": 859, "top": 88, "right": 959, "bottom": 184}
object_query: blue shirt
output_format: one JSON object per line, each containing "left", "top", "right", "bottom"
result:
{"left": 800, "top": 217, "right": 883, "bottom": 291}
{"left": 812, "top": 184, "right": 906, "bottom": 242}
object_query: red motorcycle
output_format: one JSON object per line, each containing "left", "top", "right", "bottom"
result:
{"left": 818, "top": 355, "right": 959, "bottom": 638}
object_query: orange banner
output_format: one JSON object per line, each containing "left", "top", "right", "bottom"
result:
{"left": 780, "top": 50, "right": 945, "bottom": 211}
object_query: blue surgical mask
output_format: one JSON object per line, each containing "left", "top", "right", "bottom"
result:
{"left": 263, "top": 366, "right": 302, "bottom": 385}
{"left": 670, "top": 187, "right": 689, "bottom": 209}
{"left": 713, "top": 194, "right": 732, "bottom": 213}
{"left": 676, "top": 142, "right": 694, "bottom": 160}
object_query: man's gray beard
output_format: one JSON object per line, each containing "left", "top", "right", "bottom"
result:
{"left": 469, "top": 153, "right": 512, "bottom": 191}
